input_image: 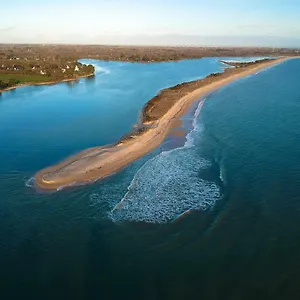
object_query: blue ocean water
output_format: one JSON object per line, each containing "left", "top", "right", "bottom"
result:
{"left": 1, "top": 57, "right": 299, "bottom": 299}
{"left": 0, "top": 57, "right": 228, "bottom": 174}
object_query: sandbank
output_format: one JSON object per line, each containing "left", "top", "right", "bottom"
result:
{"left": 35, "top": 57, "right": 292, "bottom": 190}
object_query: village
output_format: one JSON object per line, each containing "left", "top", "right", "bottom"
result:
{"left": 0, "top": 48, "right": 95, "bottom": 91}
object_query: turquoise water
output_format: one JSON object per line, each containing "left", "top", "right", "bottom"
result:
{"left": 1, "top": 57, "right": 300, "bottom": 299}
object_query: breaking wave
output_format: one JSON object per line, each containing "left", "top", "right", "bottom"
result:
{"left": 25, "top": 177, "right": 35, "bottom": 188}
{"left": 110, "top": 99, "right": 221, "bottom": 223}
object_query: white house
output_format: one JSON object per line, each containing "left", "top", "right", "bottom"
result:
{"left": 74, "top": 65, "right": 79, "bottom": 72}
{"left": 40, "top": 70, "right": 46, "bottom": 75}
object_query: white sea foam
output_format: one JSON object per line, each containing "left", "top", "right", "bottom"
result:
{"left": 89, "top": 193, "right": 102, "bottom": 207}
{"left": 110, "top": 99, "right": 221, "bottom": 223}
{"left": 94, "top": 65, "right": 110, "bottom": 74}
{"left": 110, "top": 146, "right": 220, "bottom": 223}
{"left": 219, "top": 168, "right": 225, "bottom": 183}
{"left": 25, "top": 177, "right": 35, "bottom": 188}
{"left": 184, "top": 100, "right": 205, "bottom": 148}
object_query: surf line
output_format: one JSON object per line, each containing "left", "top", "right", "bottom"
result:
{"left": 34, "top": 57, "right": 292, "bottom": 191}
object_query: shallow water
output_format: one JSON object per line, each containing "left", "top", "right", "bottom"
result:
{"left": 1, "top": 57, "right": 300, "bottom": 299}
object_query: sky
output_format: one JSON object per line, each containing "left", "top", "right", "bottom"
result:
{"left": 1, "top": 0, "right": 300, "bottom": 47}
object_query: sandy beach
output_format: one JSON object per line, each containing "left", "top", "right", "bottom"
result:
{"left": 35, "top": 57, "right": 292, "bottom": 191}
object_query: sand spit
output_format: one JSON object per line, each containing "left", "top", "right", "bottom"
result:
{"left": 35, "top": 57, "right": 292, "bottom": 191}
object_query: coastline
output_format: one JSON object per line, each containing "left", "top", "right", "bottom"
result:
{"left": 35, "top": 57, "right": 293, "bottom": 191}
{"left": 0, "top": 73, "right": 95, "bottom": 93}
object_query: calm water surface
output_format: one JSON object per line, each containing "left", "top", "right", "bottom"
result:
{"left": 1, "top": 57, "right": 299, "bottom": 300}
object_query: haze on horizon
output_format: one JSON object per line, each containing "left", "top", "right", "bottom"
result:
{"left": 1, "top": 0, "right": 300, "bottom": 48}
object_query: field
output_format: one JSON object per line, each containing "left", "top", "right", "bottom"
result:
{"left": 0, "top": 74, "right": 51, "bottom": 84}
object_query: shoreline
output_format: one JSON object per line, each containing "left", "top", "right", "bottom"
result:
{"left": 0, "top": 73, "right": 95, "bottom": 93}
{"left": 35, "top": 57, "right": 294, "bottom": 191}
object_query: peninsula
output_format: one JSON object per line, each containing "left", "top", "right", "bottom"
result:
{"left": 0, "top": 50, "right": 95, "bottom": 92}
{"left": 34, "top": 57, "right": 292, "bottom": 191}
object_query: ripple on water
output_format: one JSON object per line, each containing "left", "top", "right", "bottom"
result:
{"left": 110, "top": 101, "right": 221, "bottom": 223}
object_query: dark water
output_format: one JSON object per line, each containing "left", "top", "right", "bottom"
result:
{"left": 1, "top": 57, "right": 300, "bottom": 299}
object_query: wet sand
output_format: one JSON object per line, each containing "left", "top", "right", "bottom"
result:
{"left": 35, "top": 57, "right": 291, "bottom": 191}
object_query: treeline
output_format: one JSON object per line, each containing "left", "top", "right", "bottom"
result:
{"left": 0, "top": 79, "right": 20, "bottom": 90}
{"left": 0, "top": 60, "right": 95, "bottom": 79}
{"left": 1, "top": 44, "right": 298, "bottom": 64}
